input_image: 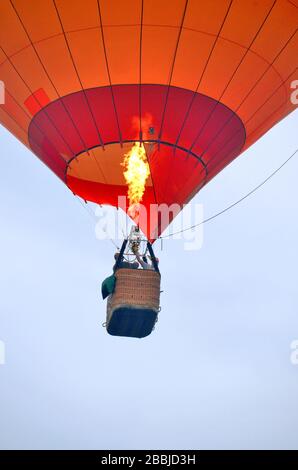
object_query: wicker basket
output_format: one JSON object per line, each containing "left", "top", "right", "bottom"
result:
{"left": 106, "top": 268, "right": 161, "bottom": 336}
{"left": 110, "top": 268, "right": 160, "bottom": 311}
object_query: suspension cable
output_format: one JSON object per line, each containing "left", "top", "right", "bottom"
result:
{"left": 159, "top": 147, "right": 298, "bottom": 239}
{"left": 74, "top": 197, "right": 120, "bottom": 250}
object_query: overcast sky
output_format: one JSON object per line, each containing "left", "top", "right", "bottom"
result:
{"left": 0, "top": 109, "right": 297, "bottom": 450}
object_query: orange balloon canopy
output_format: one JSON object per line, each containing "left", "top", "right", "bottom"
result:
{"left": 0, "top": 0, "right": 297, "bottom": 239}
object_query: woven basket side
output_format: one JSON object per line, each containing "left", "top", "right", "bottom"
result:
{"left": 110, "top": 269, "right": 161, "bottom": 311}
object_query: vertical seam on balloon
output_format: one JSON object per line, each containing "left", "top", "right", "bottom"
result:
{"left": 53, "top": 1, "right": 105, "bottom": 149}
{"left": 200, "top": 31, "right": 296, "bottom": 163}
{"left": 173, "top": 0, "right": 234, "bottom": 150}
{"left": 198, "top": 66, "right": 297, "bottom": 182}
{"left": 52, "top": 0, "right": 107, "bottom": 184}
{"left": 9, "top": 1, "right": 93, "bottom": 162}
{"left": 137, "top": 0, "right": 159, "bottom": 211}
{"left": 139, "top": 0, "right": 144, "bottom": 142}
{"left": 156, "top": 0, "right": 189, "bottom": 208}
{"left": 97, "top": 0, "right": 123, "bottom": 145}
{"left": 162, "top": 0, "right": 234, "bottom": 204}
{"left": 176, "top": 0, "right": 280, "bottom": 202}
{"left": 0, "top": 44, "right": 77, "bottom": 179}
{"left": 189, "top": 0, "right": 278, "bottom": 155}
{"left": 3, "top": 84, "right": 78, "bottom": 175}
{"left": 0, "top": 104, "right": 67, "bottom": 177}
{"left": 201, "top": 100, "right": 290, "bottom": 189}
{"left": 198, "top": 30, "right": 297, "bottom": 177}
{"left": 158, "top": 0, "right": 189, "bottom": 143}
{"left": 146, "top": 146, "right": 159, "bottom": 212}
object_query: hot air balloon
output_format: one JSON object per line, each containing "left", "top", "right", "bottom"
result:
{"left": 0, "top": 0, "right": 297, "bottom": 337}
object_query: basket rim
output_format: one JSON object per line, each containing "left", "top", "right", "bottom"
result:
{"left": 115, "top": 268, "right": 161, "bottom": 278}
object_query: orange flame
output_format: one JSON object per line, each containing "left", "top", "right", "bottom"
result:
{"left": 122, "top": 142, "right": 150, "bottom": 220}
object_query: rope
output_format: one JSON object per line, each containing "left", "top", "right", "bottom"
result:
{"left": 75, "top": 146, "right": 297, "bottom": 243}
{"left": 74, "top": 197, "right": 120, "bottom": 250}
{"left": 159, "top": 147, "right": 298, "bottom": 239}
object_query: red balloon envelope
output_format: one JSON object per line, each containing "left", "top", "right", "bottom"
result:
{"left": 0, "top": 0, "right": 297, "bottom": 239}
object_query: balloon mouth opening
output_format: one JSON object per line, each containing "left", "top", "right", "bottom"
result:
{"left": 65, "top": 139, "right": 207, "bottom": 214}
{"left": 65, "top": 140, "right": 203, "bottom": 240}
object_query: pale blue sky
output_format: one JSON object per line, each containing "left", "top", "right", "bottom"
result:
{"left": 0, "top": 110, "right": 297, "bottom": 450}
